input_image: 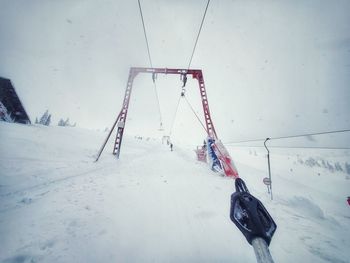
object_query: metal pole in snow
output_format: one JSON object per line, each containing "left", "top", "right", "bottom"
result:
{"left": 95, "top": 111, "right": 122, "bottom": 162}
{"left": 252, "top": 238, "right": 275, "bottom": 263}
{"left": 264, "top": 138, "right": 273, "bottom": 200}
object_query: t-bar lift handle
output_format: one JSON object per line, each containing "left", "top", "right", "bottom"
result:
{"left": 230, "top": 178, "right": 277, "bottom": 263}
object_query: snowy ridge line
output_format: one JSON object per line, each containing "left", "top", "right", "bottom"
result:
{"left": 0, "top": 164, "right": 110, "bottom": 199}
{"left": 0, "top": 191, "right": 50, "bottom": 214}
{"left": 0, "top": 156, "right": 79, "bottom": 163}
{"left": 1, "top": 123, "right": 349, "bottom": 262}
{"left": 223, "top": 128, "right": 350, "bottom": 145}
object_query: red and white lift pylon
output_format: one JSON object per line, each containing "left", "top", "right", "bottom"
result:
{"left": 95, "top": 67, "right": 239, "bottom": 178}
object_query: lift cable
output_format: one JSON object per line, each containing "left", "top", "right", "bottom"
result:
{"left": 138, "top": 0, "right": 163, "bottom": 130}
{"left": 138, "top": 0, "right": 211, "bottom": 132}
{"left": 171, "top": 0, "right": 210, "bottom": 139}
{"left": 169, "top": 0, "right": 211, "bottom": 138}
{"left": 223, "top": 129, "right": 350, "bottom": 145}
{"left": 138, "top": 0, "right": 153, "bottom": 67}
{"left": 225, "top": 145, "right": 350, "bottom": 150}
{"left": 187, "top": 0, "right": 211, "bottom": 69}
{"left": 168, "top": 94, "right": 182, "bottom": 136}
{"left": 184, "top": 96, "right": 208, "bottom": 134}
{"left": 271, "top": 129, "right": 350, "bottom": 141}
{"left": 153, "top": 81, "right": 163, "bottom": 130}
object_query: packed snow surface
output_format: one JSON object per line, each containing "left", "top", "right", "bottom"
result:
{"left": 0, "top": 122, "right": 349, "bottom": 263}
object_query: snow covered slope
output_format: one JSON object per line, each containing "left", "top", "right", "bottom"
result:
{"left": 0, "top": 122, "right": 349, "bottom": 263}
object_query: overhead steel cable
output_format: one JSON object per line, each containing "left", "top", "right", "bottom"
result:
{"left": 138, "top": 0, "right": 153, "bottom": 67}
{"left": 169, "top": 0, "right": 211, "bottom": 137}
{"left": 223, "top": 129, "right": 350, "bottom": 145}
{"left": 225, "top": 138, "right": 265, "bottom": 145}
{"left": 184, "top": 96, "right": 208, "bottom": 134}
{"left": 153, "top": 80, "right": 163, "bottom": 130}
{"left": 167, "top": 0, "right": 211, "bottom": 138}
{"left": 187, "top": 0, "right": 211, "bottom": 69}
{"left": 226, "top": 145, "right": 350, "bottom": 150}
{"left": 169, "top": 94, "right": 182, "bottom": 136}
{"left": 270, "top": 129, "right": 350, "bottom": 141}
{"left": 138, "top": 0, "right": 163, "bottom": 130}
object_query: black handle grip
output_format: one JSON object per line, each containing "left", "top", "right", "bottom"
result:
{"left": 230, "top": 184, "right": 277, "bottom": 246}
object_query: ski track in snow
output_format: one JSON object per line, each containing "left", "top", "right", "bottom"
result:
{"left": 0, "top": 122, "right": 350, "bottom": 262}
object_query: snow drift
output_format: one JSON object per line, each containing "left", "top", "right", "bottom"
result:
{"left": 0, "top": 122, "right": 349, "bottom": 263}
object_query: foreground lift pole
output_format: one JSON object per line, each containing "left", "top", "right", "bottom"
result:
{"left": 252, "top": 238, "right": 275, "bottom": 263}
{"left": 95, "top": 110, "right": 122, "bottom": 162}
{"left": 264, "top": 138, "right": 273, "bottom": 200}
{"left": 112, "top": 69, "right": 137, "bottom": 158}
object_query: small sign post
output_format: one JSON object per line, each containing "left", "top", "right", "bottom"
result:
{"left": 264, "top": 138, "right": 273, "bottom": 200}
{"left": 263, "top": 177, "right": 271, "bottom": 185}
{"left": 263, "top": 177, "right": 271, "bottom": 195}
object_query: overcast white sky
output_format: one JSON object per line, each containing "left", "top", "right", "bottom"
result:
{"left": 0, "top": 0, "right": 349, "bottom": 146}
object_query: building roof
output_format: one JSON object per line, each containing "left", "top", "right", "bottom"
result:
{"left": 0, "top": 77, "right": 31, "bottom": 124}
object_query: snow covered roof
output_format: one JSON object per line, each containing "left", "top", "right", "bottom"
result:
{"left": 0, "top": 77, "right": 31, "bottom": 124}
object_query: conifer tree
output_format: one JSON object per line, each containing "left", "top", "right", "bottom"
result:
{"left": 58, "top": 119, "right": 64, "bottom": 126}
{"left": 64, "top": 118, "right": 70, "bottom": 126}
{"left": 39, "top": 110, "right": 49, "bottom": 125}
{"left": 45, "top": 114, "right": 51, "bottom": 126}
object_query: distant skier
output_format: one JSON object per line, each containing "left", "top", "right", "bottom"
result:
{"left": 170, "top": 143, "right": 173, "bottom": 151}
{"left": 347, "top": 196, "right": 350, "bottom": 206}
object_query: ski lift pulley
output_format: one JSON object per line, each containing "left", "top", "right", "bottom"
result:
{"left": 181, "top": 73, "right": 187, "bottom": 88}
{"left": 152, "top": 72, "right": 157, "bottom": 83}
{"left": 230, "top": 178, "right": 277, "bottom": 246}
{"left": 181, "top": 88, "right": 186, "bottom": 97}
{"left": 180, "top": 73, "right": 187, "bottom": 96}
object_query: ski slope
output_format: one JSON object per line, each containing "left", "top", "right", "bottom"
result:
{"left": 0, "top": 122, "right": 349, "bottom": 263}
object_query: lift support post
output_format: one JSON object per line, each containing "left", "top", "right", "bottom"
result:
{"left": 97, "top": 67, "right": 239, "bottom": 178}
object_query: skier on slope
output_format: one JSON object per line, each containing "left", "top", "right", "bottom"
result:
{"left": 170, "top": 143, "right": 173, "bottom": 151}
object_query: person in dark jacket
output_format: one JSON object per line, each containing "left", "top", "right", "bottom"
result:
{"left": 170, "top": 143, "right": 173, "bottom": 151}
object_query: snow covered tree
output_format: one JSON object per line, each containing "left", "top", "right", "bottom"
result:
{"left": 37, "top": 110, "right": 52, "bottom": 126}
{"left": 45, "top": 114, "right": 51, "bottom": 126}
{"left": 334, "top": 162, "right": 343, "bottom": 172}
{"left": 39, "top": 110, "right": 49, "bottom": 125}
{"left": 58, "top": 118, "right": 65, "bottom": 126}
{"left": 64, "top": 118, "right": 70, "bottom": 126}
{"left": 345, "top": 162, "right": 350, "bottom": 175}
{"left": 57, "top": 117, "right": 76, "bottom": 127}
